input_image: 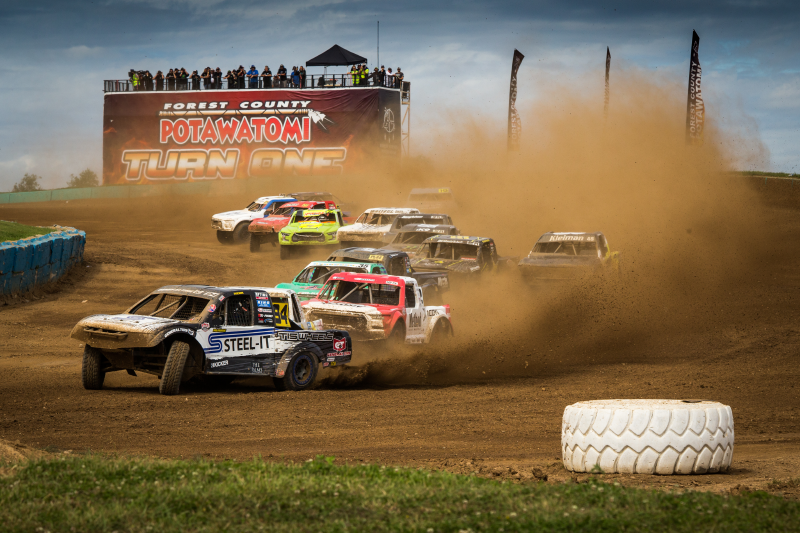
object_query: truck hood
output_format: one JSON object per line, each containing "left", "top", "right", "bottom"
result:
{"left": 338, "top": 223, "right": 391, "bottom": 236}
{"left": 303, "top": 300, "right": 388, "bottom": 317}
{"left": 518, "top": 254, "right": 600, "bottom": 268}
{"left": 251, "top": 216, "right": 289, "bottom": 227}
{"left": 69, "top": 314, "right": 195, "bottom": 349}
{"left": 284, "top": 222, "right": 337, "bottom": 232}
{"left": 411, "top": 257, "right": 482, "bottom": 274}
{"left": 212, "top": 209, "right": 254, "bottom": 221}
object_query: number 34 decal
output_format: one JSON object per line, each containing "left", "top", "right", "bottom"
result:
{"left": 272, "top": 302, "right": 290, "bottom": 327}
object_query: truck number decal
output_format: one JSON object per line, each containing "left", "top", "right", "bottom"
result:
{"left": 272, "top": 302, "right": 290, "bottom": 327}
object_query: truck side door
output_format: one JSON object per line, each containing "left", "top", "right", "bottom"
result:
{"left": 404, "top": 282, "right": 425, "bottom": 342}
{"left": 206, "top": 291, "right": 273, "bottom": 373}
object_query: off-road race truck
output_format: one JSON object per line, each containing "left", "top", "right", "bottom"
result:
{"left": 277, "top": 260, "right": 388, "bottom": 301}
{"left": 411, "top": 235, "right": 517, "bottom": 278}
{"left": 380, "top": 213, "right": 456, "bottom": 244}
{"left": 212, "top": 196, "right": 295, "bottom": 244}
{"left": 326, "top": 247, "right": 450, "bottom": 304}
{"left": 406, "top": 187, "right": 457, "bottom": 213}
{"left": 303, "top": 272, "right": 452, "bottom": 345}
{"left": 278, "top": 208, "right": 348, "bottom": 259}
{"left": 335, "top": 208, "right": 420, "bottom": 249}
{"left": 70, "top": 285, "right": 351, "bottom": 395}
{"left": 518, "top": 232, "right": 619, "bottom": 282}
{"left": 287, "top": 191, "right": 353, "bottom": 219}
{"left": 382, "top": 224, "right": 460, "bottom": 260}
{"left": 248, "top": 200, "right": 337, "bottom": 252}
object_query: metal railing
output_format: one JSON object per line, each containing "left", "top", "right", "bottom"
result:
{"left": 104, "top": 74, "right": 406, "bottom": 93}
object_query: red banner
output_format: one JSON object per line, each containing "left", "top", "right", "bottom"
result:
{"left": 102, "top": 88, "right": 400, "bottom": 184}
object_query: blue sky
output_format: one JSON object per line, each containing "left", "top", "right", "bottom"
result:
{"left": 0, "top": 0, "right": 797, "bottom": 190}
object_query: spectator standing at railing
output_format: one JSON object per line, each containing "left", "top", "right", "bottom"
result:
{"left": 201, "top": 67, "right": 211, "bottom": 90}
{"left": 277, "top": 65, "right": 287, "bottom": 87}
{"left": 190, "top": 70, "right": 201, "bottom": 90}
{"left": 129, "top": 69, "right": 139, "bottom": 91}
{"left": 289, "top": 66, "right": 300, "bottom": 88}
{"left": 154, "top": 71, "right": 164, "bottom": 91}
{"left": 144, "top": 70, "right": 154, "bottom": 91}
{"left": 214, "top": 67, "right": 222, "bottom": 89}
{"left": 166, "top": 69, "right": 175, "bottom": 91}
{"left": 395, "top": 68, "right": 404, "bottom": 88}
{"left": 247, "top": 65, "right": 259, "bottom": 88}
{"left": 261, "top": 66, "right": 272, "bottom": 88}
{"left": 349, "top": 65, "right": 357, "bottom": 86}
{"left": 386, "top": 68, "right": 393, "bottom": 87}
{"left": 179, "top": 68, "right": 189, "bottom": 90}
{"left": 378, "top": 66, "right": 386, "bottom": 86}
{"left": 299, "top": 66, "right": 307, "bottom": 88}
{"left": 235, "top": 66, "right": 244, "bottom": 89}
{"left": 224, "top": 70, "right": 236, "bottom": 88}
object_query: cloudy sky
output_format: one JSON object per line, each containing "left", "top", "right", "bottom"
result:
{"left": 0, "top": 0, "right": 797, "bottom": 190}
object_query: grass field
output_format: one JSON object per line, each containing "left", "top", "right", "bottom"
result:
{"left": 740, "top": 170, "right": 800, "bottom": 178}
{"left": 0, "top": 220, "right": 56, "bottom": 242}
{"left": 1, "top": 455, "right": 798, "bottom": 532}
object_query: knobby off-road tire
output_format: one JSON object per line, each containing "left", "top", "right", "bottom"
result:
{"left": 82, "top": 345, "right": 106, "bottom": 390}
{"left": 249, "top": 234, "right": 261, "bottom": 253}
{"left": 159, "top": 340, "right": 191, "bottom": 396}
{"left": 562, "top": 400, "right": 734, "bottom": 475}
{"left": 273, "top": 351, "right": 318, "bottom": 392}
{"left": 216, "top": 230, "right": 233, "bottom": 244}
{"left": 232, "top": 223, "right": 250, "bottom": 244}
{"left": 429, "top": 319, "right": 451, "bottom": 345}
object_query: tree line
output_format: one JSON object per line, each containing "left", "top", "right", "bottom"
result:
{"left": 9, "top": 169, "right": 100, "bottom": 193}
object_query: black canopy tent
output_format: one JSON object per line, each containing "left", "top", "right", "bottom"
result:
{"left": 306, "top": 44, "right": 367, "bottom": 68}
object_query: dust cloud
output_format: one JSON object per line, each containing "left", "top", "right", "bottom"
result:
{"left": 323, "top": 69, "right": 773, "bottom": 389}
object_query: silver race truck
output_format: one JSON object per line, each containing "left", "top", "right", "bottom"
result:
{"left": 336, "top": 207, "right": 420, "bottom": 248}
{"left": 70, "top": 285, "right": 351, "bottom": 395}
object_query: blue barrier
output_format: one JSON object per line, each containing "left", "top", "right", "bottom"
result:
{"left": 1, "top": 226, "right": 86, "bottom": 297}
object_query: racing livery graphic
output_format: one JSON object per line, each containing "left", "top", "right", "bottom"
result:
{"left": 70, "top": 284, "right": 351, "bottom": 395}
{"left": 103, "top": 88, "right": 402, "bottom": 183}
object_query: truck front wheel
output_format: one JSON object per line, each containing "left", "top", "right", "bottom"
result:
{"left": 273, "top": 351, "right": 318, "bottom": 391}
{"left": 232, "top": 223, "right": 250, "bottom": 244}
{"left": 82, "top": 345, "right": 106, "bottom": 390}
{"left": 159, "top": 340, "right": 190, "bottom": 396}
{"left": 216, "top": 230, "right": 233, "bottom": 244}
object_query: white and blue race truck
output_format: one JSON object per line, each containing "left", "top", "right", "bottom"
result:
{"left": 70, "top": 285, "right": 352, "bottom": 395}
{"left": 211, "top": 196, "right": 296, "bottom": 244}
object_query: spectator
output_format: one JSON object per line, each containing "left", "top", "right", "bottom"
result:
{"left": 261, "top": 65, "right": 272, "bottom": 88}
{"left": 372, "top": 67, "right": 380, "bottom": 86}
{"left": 236, "top": 66, "right": 246, "bottom": 89}
{"left": 299, "top": 66, "right": 307, "bottom": 88}
{"left": 395, "top": 67, "right": 404, "bottom": 88}
{"left": 247, "top": 65, "right": 259, "bottom": 88}
{"left": 277, "top": 64, "right": 287, "bottom": 87}
{"left": 290, "top": 66, "right": 300, "bottom": 88}
{"left": 143, "top": 70, "right": 153, "bottom": 91}
{"left": 214, "top": 67, "right": 222, "bottom": 89}
{"left": 379, "top": 65, "right": 386, "bottom": 86}
{"left": 179, "top": 68, "right": 188, "bottom": 90}
{"left": 349, "top": 65, "right": 357, "bottom": 86}
{"left": 129, "top": 69, "right": 140, "bottom": 91}
{"left": 154, "top": 70, "right": 164, "bottom": 91}
{"left": 386, "top": 67, "right": 393, "bottom": 87}
{"left": 190, "top": 70, "right": 201, "bottom": 90}
{"left": 360, "top": 64, "right": 368, "bottom": 86}
{"left": 224, "top": 70, "right": 236, "bottom": 88}
{"left": 201, "top": 67, "right": 211, "bottom": 89}
{"left": 166, "top": 69, "right": 176, "bottom": 91}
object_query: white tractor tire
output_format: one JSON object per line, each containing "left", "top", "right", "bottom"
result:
{"left": 561, "top": 399, "right": 734, "bottom": 475}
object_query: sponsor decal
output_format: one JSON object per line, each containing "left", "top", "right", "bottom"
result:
{"left": 219, "top": 295, "right": 225, "bottom": 301}
{"left": 201, "top": 322, "right": 210, "bottom": 331}
{"left": 385, "top": 280, "right": 399, "bottom": 286}
{"left": 208, "top": 304, "right": 216, "bottom": 313}
{"left": 353, "top": 277, "right": 375, "bottom": 282}
{"left": 272, "top": 303, "right": 290, "bottom": 328}
{"left": 210, "top": 360, "right": 229, "bottom": 368}
{"left": 252, "top": 362, "right": 263, "bottom": 374}
{"left": 438, "top": 188, "right": 450, "bottom": 193}
{"left": 409, "top": 313, "right": 422, "bottom": 328}
{"left": 333, "top": 338, "right": 347, "bottom": 352}
{"left": 255, "top": 292, "right": 268, "bottom": 298}
{"left": 327, "top": 351, "right": 351, "bottom": 358}
{"left": 165, "top": 327, "right": 195, "bottom": 337}
{"left": 155, "top": 287, "right": 221, "bottom": 298}
{"left": 323, "top": 362, "right": 330, "bottom": 367}
{"left": 330, "top": 361, "right": 337, "bottom": 367}
{"left": 234, "top": 291, "right": 244, "bottom": 295}
{"left": 368, "top": 255, "right": 384, "bottom": 260}
{"left": 327, "top": 356, "right": 336, "bottom": 362}
{"left": 427, "top": 309, "right": 439, "bottom": 316}
{"left": 204, "top": 330, "right": 275, "bottom": 354}
{"left": 213, "top": 328, "right": 226, "bottom": 332}
{"left": 277, "top": 330, "right": 334, "bottom": 342}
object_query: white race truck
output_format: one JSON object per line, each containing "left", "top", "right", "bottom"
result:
{"left": 302, "top": 272, "right": 453, "bottom": 345}
{"left": 211, "top": 196, "right": 295, "bottom": 244}
{"left": 335, "top": 207, "right": 420, "bottom": 249}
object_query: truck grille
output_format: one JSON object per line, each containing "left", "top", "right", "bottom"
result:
{"left": 211, "top": 220, "right": 223, "bottom": 230}
{"left": 306, "top": 311, "right": 368, "bottom": 332}
{"left": 292, "top": 232, "right": 325, "bottom": 243}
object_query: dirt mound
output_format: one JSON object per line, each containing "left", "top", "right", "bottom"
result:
{"left": 0, "top": 439, "right": 51, "bottom": 463}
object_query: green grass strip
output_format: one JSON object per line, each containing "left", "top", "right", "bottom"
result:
{"left": 0, "top": 220, "right": 57, "bottom": 243}
{"left": 739, "top": 171, "right": 800, "bottom": 178}
{"left": 2, "top": 455, "right": 799, "bottom": 532}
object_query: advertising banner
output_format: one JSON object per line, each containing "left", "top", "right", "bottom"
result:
{"left": 507, "top": 49, "right": 525, "bottom": 152}
{"left": 102, "top": 88, "right": 400, "bottom": 184}
{"left": 685, "top": 30, "right": 705, "bottom": 145}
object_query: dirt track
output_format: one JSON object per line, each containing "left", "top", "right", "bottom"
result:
{"left": 1, "top": 191, "right": 800, "bottom": 497}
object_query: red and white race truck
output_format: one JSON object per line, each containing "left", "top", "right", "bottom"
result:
{"left": 248, "top": 200, "right": 337, "bottom": 252}
{"left": 302, "top": 272, "right": 452, "bottom": 344}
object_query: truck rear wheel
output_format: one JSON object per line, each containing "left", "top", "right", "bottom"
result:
{"left": 273, "top": 351, "right": 318, "bottom": 391}
{"left": 249, "top": 234, "right": 261, "bottom": 253}
{"left": 232, "top": 223, "right": 250, "bottom": 244}
{"left": 159, "top": 340, "right": 190, "bottom": 396}
{"left": 429, "top": 320, "right": 452, "bottom": 345}
{"left": 82, "top": 345, "right": 105, "bottom": 390}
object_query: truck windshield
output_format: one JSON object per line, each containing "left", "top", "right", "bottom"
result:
{"left": 130, "top": 293, "right": 210, "bottom": 322}
{"left": 246, "top": 202, "right": 265, "bottom": 212}
{"left": 396, "top": 232, "right": 435, "bottom": 244}
{"left": 319, "top": 280, "right": 400, "bottom": 306}
{"left": 300, "top": 265, "right": 371, "bottom": 284}
{"left": 356, "top": 213, "right": 398, "bottom": 225}
{"left": 533, "top": 241, "right": 598, "bottom": 256}
{"left": 294, "top": 211, "right": 337, "bottom": 223}
{"left": 431, "top": 243, "right": 479, "bottom": 260}
{"left": 271, "top": 205, "right": 296, "bottom": 217}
